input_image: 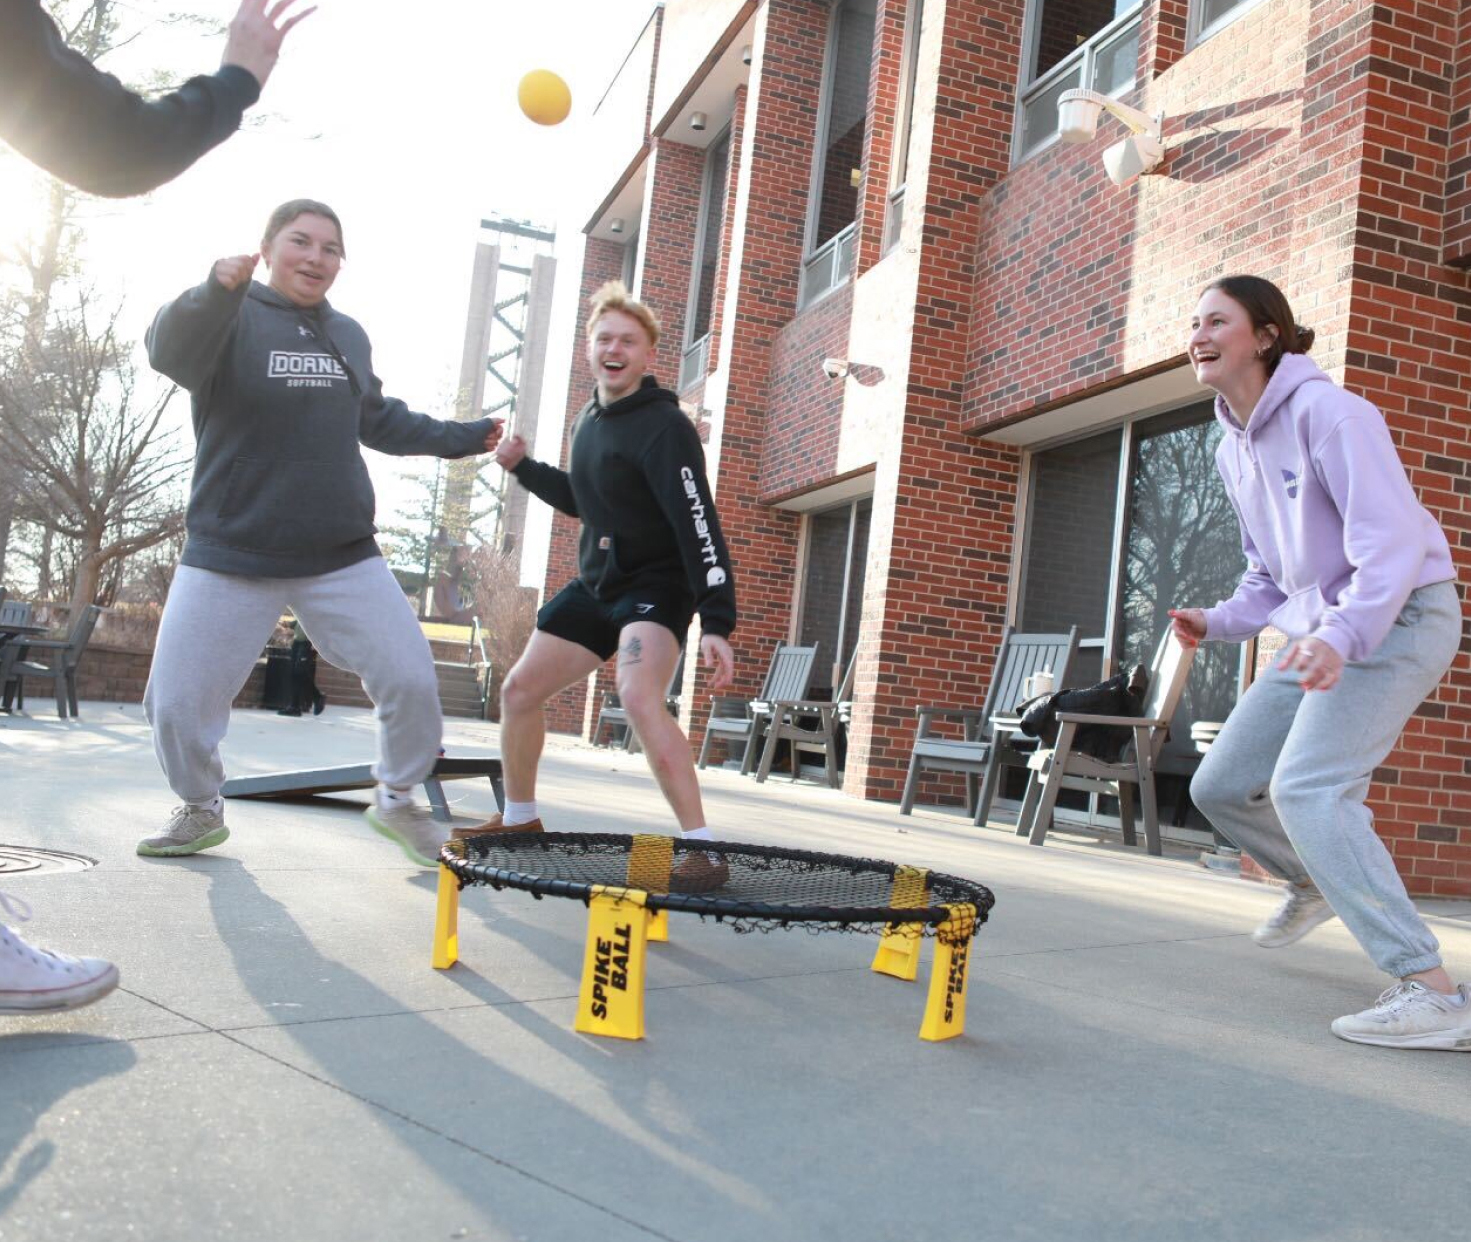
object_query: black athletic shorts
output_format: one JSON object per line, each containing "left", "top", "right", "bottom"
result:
{"left": 537, "top": 578, "right": 694, "bottom": 661}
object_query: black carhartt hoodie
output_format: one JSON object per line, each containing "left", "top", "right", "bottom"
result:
{"left": 511, "top": 376, "right": 737, "bottom": 638}
{"left": 147, "top": 275, "right": 494, "bottom": 578}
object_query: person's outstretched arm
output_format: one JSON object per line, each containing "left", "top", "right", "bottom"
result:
{"left": 0, "top": 0, "right": 313, "bottom": 198}
{"left": 498, "top": 432, "right": 581, "bottom": 518}
{"left": 145, "top": 256, "right": 256, "bottom": 391}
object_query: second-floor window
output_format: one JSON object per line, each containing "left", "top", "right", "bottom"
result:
{"left": 801, "top": 0, "right": 877, "bottom": 308}
{"left": 1015, "top": 0, "right": 1142, "bottom": 162}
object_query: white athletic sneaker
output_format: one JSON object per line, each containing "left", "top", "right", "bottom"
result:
{"left": 137, "top": 804, "right": 229, "bottom": 857}
{"left": 1331, "top": 981, "right": 1471, "bottom": 1050}
{"left": 364, "top": 803, "right": 445, "bottom": 868}
{"left": 1252, "top": 883, "right": 1336, "bottom": 948}
{"left": 0, "top": 892, "right": 119, "bottom": 1013}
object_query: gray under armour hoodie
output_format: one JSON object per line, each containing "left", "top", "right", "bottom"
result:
{"left": 147, "top": 275, "right": 493, "bottom": 578}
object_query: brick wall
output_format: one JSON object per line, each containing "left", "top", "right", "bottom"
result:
{"left": 1337, "top": 0, "right": 1471, "bottom": 897}
{"left": 640, "top": 137, "right": 707, "bottom": 360}
{"left": 1448, "top": 0, "right": 1471, "bottom": 265}
{"left": 541, "top": 236, "right": 629, "bottom": 734}
{"left": 761, "top": 283, "right": 853, "bottom": 498}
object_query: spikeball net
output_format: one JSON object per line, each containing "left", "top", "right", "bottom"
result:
{"left": 431, "top": 832, "right": 996, "bottom": 1043}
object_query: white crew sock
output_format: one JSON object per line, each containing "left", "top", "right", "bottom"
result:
{"left": 503, "top": 800, "right": 539, "bottom": 826}
{"left": 376, "top": 784, "right": 414, "bottom": 811}
{"left": 189, "top": 796, "right": 224, "bottom": 817}
{"left": 681, "top": 826, "right": 712, "bottom": 841}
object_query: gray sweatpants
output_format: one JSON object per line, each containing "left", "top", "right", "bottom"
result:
{"left": 144, "top": 558, "right": 442, "bottom": 804}
{"left": 1191, "top": 580, "right": 1461, "bottom": 979}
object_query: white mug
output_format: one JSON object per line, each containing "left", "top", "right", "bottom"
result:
{"left": 1025, "top": 670, "right": 1055, "bottom": 699}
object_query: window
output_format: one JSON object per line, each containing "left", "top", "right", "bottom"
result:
{"left": 801, "top": 0, "right": 877, "bottom": 308}
{"left": 681, "top": 129, "right": 732, "bottom": 390}
{"left": 797, "top": 497, "right": 872, "bottom": 695}
{"left": 1015, "top": 0, "right": 1142, "bottom": 162}
{"left": 1190, "top": 0, "right": 1270, "bottom": 46}
{"left": 1016, "top": 402, "right": 1248, "bottom": 834}
{"left": 621, "top": 231, "right": 639, "bottom": 290}
{"left": 884, "top": 0, "right": 924, "bottom": 254}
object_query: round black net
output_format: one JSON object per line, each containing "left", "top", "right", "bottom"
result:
{"left": 441, "top": 832, "right": 995, "bottom": 941}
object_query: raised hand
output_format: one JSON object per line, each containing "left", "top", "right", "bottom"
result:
{"left": 494, "top": 433, "right": 529, "bottom": 472}
{"left": 212, "top": 253, "right": 259, "bottom": 290}
{"left": 1167, "top": 607, "right": 1207, "bottom": 649}
{"left": 222, "top": 0, "right": 316, "bottom": 89}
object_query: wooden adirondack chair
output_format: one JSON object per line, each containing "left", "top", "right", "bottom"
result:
{"left": 754, "top": 649, "right": 859, "bottom": 787}
{"left": 593, "top": 653, "right": 685, "bottom": 753}
{"left": 698, "top": 642, "right": 819, "bottom": 775}
{"left": 3, "top": 604, "right": 103, "bottom": 720}
{"left": 1016, "top": 629, "right": 1197, "bottom": 856}
{"left": 900, "top": 627, "right": 1079, "bottom": 825}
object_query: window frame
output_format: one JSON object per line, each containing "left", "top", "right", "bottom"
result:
{"left": 1188, "top": 0, "right": 1273, "bottom": 48}
{"left": 800, "top": 0, "right": 874, "bottom": 309}
{"left": 795, "top": 493, "right": 873, "bottom": 694}
{"left": 1011, "top": 0, "right": 1144, "bottom": 166}
{"left": 680, "top": 124, "right": 734, "bottom": 390}
{"left": 882, "top": 0, "right": 925, "bottom": 257}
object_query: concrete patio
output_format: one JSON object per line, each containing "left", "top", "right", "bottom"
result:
{"left": 2, "top": 702, "right": 1468, "bottom": 1241}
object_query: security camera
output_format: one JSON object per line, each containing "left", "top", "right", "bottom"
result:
{"left": 1057, "top": 88, "right": 1166, "bottom": 187}
{"left": 821, "top": 358, "right": 849, "bottom": 380}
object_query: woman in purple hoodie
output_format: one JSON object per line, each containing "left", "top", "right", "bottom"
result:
{"left": 1170, "top": 274, "right": 1468, "bottom": 1051}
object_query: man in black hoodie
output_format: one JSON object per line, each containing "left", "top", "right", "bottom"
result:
{"left": 468, "top": 282, "right": 737, "bottom": 886}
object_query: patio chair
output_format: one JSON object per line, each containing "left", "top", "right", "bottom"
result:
{"left": 592, "top": 652, "right": 685, "bottom": 753}
{"left": 0, "top": 599, "right": 35, "bottom": 709}
{"left": 697, "top": 641, "right": 819, "bottom": 775}
{"left": 899, "top": 626, "right": 1079, "bottom": 825}
{"left": 754, "top": 649, "right": 858, "bottom": 787}
{"left": 1016, "top": 628, "right": 1196, "bottom": 856}
{"left": 3, "top": 604, "right": 103, "bottom": 720}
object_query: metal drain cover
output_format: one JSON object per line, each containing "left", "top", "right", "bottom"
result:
{"left": 0, "top": 845, "right": 98, "bottom": 875}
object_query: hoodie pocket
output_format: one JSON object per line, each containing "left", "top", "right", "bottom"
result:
{"left": 214, "top": 456, "right": 376, "bottom": 552}
{"left": 1268, "top": 584, "right": 1328, "bottom": 641}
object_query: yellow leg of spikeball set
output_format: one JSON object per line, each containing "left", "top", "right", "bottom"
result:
{"left": 627, "top": 834, "right": 672, "bottom": 944}
{"left": 432, "top": 863, "right": 461, "bottom": 970}
{"left": 919, "top": 903, "right": 977, "bottom": 1042}
{"left": 575, "top": 887, "right": 652, "bottom": 1040}
{"left": 872, "top": 866, "right": 928, "bottom": 981}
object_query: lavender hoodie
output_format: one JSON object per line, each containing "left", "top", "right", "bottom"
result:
{"left": 1203, "top": 353, "right": 1454, "bottom": 663}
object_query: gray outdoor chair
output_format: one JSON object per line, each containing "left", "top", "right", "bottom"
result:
{"left": 592, "top": 653, "right": 685, "bottom": 753}
{"left": 754, "top": 649, "right": 858, "bottom": 787}
{"left": 0, "top": 598, "right": 36, "bottom": 710}
{"left": 3, "top": 604, "right": 103, "bottom": 720}
{"left": 899, "top": 626, "right": 1079, "bottom": 825}
{"left": 698, "top": 642, "right": 819, "bottom": 775}
{"left": 1016, "top": 629, "right": 1196, "bottom": 856}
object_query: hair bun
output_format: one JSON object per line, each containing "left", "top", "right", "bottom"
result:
{"left": 1295, "top": 324, "right": 1316, "bottom": 353}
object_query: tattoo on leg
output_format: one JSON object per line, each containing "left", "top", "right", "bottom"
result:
{"left": 620, "top": 636, "right": 643, "bottom": 667}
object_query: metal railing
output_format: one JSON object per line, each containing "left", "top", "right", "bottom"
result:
{"left": 468, "top": 615, "right": 492, "bottom": 719}
{"left": 798, "top": 222, "right": 857, "bottom": 311}
{"left": 679, "top": 333, "right": 711, "bottom": 391}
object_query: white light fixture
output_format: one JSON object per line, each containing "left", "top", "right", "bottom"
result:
{"left": 741, "top": 45, "right": 753, "bottom": 65}
{"left": 821, "top": 358, "right": 849, "bottom": 380}
{"left": 689, "top": 111, "right": 708, "bottom": 132}
{"left": 1056, "top": 88, "right": 1166, "bottom": 188}
{"left": 609, "top": 218, "right": 625, "bottom": 234}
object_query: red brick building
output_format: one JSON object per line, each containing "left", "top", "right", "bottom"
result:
{"left": 535, "top": 0, "right": 1471, "bottom": 896}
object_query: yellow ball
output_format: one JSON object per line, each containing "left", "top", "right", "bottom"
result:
{"left": 517, "top": 70, "right": 572, "bottom": 127}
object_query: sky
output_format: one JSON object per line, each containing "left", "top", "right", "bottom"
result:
{"left": 2, "top": 0, "right": 654, "bottom": 590}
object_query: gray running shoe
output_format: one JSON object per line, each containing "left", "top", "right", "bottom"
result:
{"left": 1252, "top": 883, "right": 1335, "bottom": 948}
{"left": 137, "top": 804, "right": 229, "bottom": 858}
{"left": 365, "top": 803, "right": 446, "bottom": 868}
{"left": 1331, "top": 981, "right": 1471, "bottom": 1050}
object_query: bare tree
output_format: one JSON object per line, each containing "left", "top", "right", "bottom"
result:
{"left": 0, "top": 291, "right": 189, "bottom": 615}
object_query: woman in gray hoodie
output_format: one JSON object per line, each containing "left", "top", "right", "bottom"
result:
{"left": 141, "top": 199, "right": 501, "bottom": 869}
{"left": 1172, "top": 274, "right": 1466, "bottom": 1051}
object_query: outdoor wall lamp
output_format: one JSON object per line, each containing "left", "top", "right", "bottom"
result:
{"left": 609, "top": 218, "right": 625, "bottom": 234}
{"left": 1056, "top": 88, "right": 1166, "bottom": 188}
{"left": 690, "top": 111, "right": 708, "bottom": 131}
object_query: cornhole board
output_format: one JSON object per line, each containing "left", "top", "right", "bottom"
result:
{"left": 222, "top": 756, "right": 503, "bottom": 823}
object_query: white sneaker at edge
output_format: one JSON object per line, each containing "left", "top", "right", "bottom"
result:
{"left": 0, "top": 892, "right": 119, "bottom": 1014}
{"left": 1252, "top": 883, "right": 1336, "bottom": 948}
{"left": 1330, "top": 981, "right": 1471, "bottom": 1051}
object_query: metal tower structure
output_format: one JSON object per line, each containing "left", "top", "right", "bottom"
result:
{"left": 442, "top": 215, "right": 557, "bottom": 574}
